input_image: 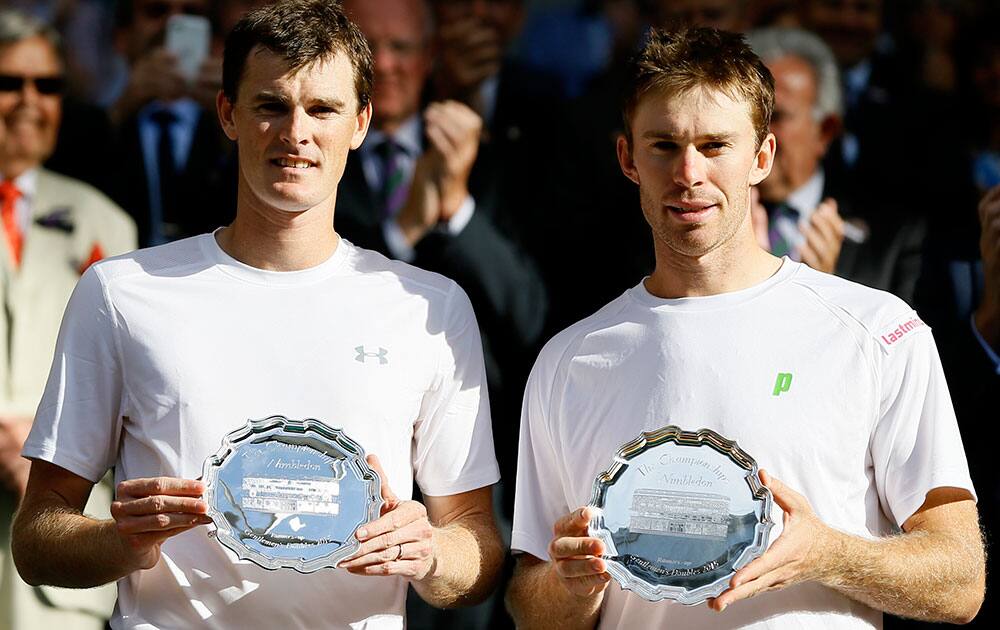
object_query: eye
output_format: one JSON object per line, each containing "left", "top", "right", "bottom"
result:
{"left": 652, "top": 141, "right": 678, "bottom": 152}
{"left": 700, "top": 142, "right": 728, "bottom": 155}
{"left": 257, "top": 101, "right": 286, "bottom": 114}
{"left": 310, "top": 105, "right": 337, "bottom": 117}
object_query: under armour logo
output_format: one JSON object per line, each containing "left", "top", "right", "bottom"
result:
{"left": 355, "top": 346, "right": 389, "bottom": 365}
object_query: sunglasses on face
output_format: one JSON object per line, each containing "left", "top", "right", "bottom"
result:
{"left": 0, "top": 74, "right": 65, "bottom": 95}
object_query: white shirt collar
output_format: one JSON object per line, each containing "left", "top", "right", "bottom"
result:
{"left": 10, "top": 168, "right": 38, "bottom": 203}
{"left": 786, "top": 170, "right": 825, "bottom": 220}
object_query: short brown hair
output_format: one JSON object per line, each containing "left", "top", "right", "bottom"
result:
{"left": 622, "top": 27, "right": 774, "bottom": 149}
{"left": 223, "top": 0, "right": 373, "bottom": 112}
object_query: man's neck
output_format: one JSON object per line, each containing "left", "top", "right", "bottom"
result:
{"left": 216, "top": 183, "right": 340, "bottom": 272}
{"left": 0, "top": 161, "right": 34, "bottom": 181}
{"left": 645, "top": 226, "right": 782, "bottom": 299}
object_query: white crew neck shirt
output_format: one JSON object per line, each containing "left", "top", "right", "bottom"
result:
{"left": 513, "top": 259, "right": 974, "bottom": 629}
{"left": 25, "top": 233, "right": 499, "bottom": 629}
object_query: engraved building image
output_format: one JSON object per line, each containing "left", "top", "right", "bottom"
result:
{"left": 628, "top": 489, "right": 730, "bottom": 539}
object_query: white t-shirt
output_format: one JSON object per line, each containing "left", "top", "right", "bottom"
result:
{"left": 24, "top": 234, "right": 500, "bottom": 630}
{"left": 512, "top": 260, "right": 974, "bottom": 629}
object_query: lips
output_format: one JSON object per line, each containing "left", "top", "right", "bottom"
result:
{"left": 271, "top": 157, "right": 316, "bottom": 169}
{"left": 665, "top": 201, "right": 718, "bottom": 222}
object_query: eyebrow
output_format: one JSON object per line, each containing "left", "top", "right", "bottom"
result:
{"left": 250, "top": 91, "right": 348, "bottom": 110}
{"left": 641, "top": 131, "right": 737, "bottom": 143}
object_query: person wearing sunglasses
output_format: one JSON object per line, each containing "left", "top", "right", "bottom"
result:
{"left": 0, "top": 9, "right": 136, "bottom": 630}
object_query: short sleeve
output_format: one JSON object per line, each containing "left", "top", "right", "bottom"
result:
{"left": 511, "top": 350, "right": 570, "bottom": 561}
{"left": 22, "top": 265, "right": 125, "bottom": 483}
{"left": 870, "top": 315, "right": 976, "bottom": 528}
{"left": 412, "top": 283, "right": 499, "bottom": 496}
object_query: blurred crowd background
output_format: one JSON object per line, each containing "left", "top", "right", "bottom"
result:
{"left": 1, "top": 1, "right": 998, "bottom": 629}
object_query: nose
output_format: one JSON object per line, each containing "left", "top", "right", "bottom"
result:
{"left": 673, "top": 144, "right": 706, "bottom": 189}
{"left": 373, "top": 44, "right": 396, "bottom": 76}
{"left": 279, "top": 106, "right": 311, "bottom": 147}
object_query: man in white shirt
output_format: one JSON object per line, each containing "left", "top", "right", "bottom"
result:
{"left": 507, "top": 26, "right": 984, "bottom": 630}
{"left": 10, "top": 2, "right": 502, "bottom": 628}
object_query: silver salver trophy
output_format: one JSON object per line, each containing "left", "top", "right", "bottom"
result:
{"left": 202, "top": 416, "right": 383, "bottom": 573}
{"left": 588, "top": 426, "right": 774, "bottom": 604}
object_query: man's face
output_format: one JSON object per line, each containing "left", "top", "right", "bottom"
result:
{"left": 0, "top": 36, "right": 63, "bottom": 177}
{"left": 345, "top": 0, "right": 431, "bottom": 131}
{"left": 433, "top": 0, "right": 525, "bottom": 50}
{"left": 120, "top": 0, "right": 210, "bottom": 61}
{"left": 656, "top": 0, "right": 748, "bottom": 32}
{"left": 758, "top": 55, "right": 830, "bottom": 203}
{"left": 217, "top": 48, "right": 371, "bottom": 214}
{"left": 801, "top": 0, "right": 882, "bottom": 67}
{"left": 618, "top": 86, "right": 773, "bottom": 260}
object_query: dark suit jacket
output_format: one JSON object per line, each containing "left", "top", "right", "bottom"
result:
{"left": 793, "top": 172, "right": 925, "bottom": 305}
{"left": 111, "top": 107, "right": 236, "bottom": 246}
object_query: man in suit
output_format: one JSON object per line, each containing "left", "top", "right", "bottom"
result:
{"left": 0, "top": 10, "right": 136, "bottom": 630}
{"left": 748, "top": 26, "right": 924, "bottom": 303}
{"left": 110, "top": 0, "right": 234, "bottom": 246}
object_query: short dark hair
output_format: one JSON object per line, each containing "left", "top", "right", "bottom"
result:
{"left": 622, "top": 27, "right": 775, "bottom": 149}
{"left": 222, "top": 0, "right": 373, "bottom": 111}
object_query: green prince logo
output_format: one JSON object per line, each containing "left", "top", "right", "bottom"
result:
{"left": 773, "top": 373, "right": 793, "bottom": 396}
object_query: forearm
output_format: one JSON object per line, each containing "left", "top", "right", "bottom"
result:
{"left": 13, "top": 502, "right": 136, "bottom": 588}
{"left": 507, "top": 559, "right": 602, "bottom": 630}
{"left": 819, "top": 508, "right": 984, "bottom": 623}
{"left": 412, "top": 512, "right": 503, "bottom": 608}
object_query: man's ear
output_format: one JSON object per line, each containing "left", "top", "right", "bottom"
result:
{"left": 749, "top": 132, "right": 776, "bottom": 186}
{"left": 217, "top": 91, "right": 238, "bottom": 141}
{"left": 351, "top": 101, "right": 373, "bottom": 150}
{"left": 617, "top": 134, "right": 640, "bottom": 185}
{"left": 818, "top": 113, "right": 842, "bottom": 154}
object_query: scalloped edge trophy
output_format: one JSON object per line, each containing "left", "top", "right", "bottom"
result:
{"left": 202, "top": 416, "right": 383, "bottom": 573}
{"left": 587, "top": 425, "right": 774, "bottom": 604}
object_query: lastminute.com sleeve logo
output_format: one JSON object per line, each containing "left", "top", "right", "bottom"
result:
{"left": 355, "top": 346, "right": 389, "bottom": 365}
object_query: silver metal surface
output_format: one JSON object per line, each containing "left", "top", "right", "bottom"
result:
{"left": 202, "top": 416, "right": 383, "bottom": 572}
{"left": 588, "top": 425, "right": 773, "bottom": 604}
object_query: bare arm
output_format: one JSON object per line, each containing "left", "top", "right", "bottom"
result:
{"left": 709, "top": 471, "right": 984, "bottom": 624}
{"left": 506, "top": 507, "right": 610, "bottom": 630}
{"left": 12, "top": 459, "right": 211, "bottom": 588}
{"left": 339, "top": 456, "right": 503, "bottom": 608}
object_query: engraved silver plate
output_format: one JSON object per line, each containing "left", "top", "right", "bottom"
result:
{"left": 202, "top": 416, "right": 382, "bottom": 573}
{"left": 588, "top": 425, "right": 773, "bottom": 604}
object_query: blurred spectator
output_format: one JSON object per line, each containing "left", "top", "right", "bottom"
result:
{"left": 110, "top": 0, "right": 234, "bottom": 246}
{"left": 748, "top": 26, "right": 923, "bottom": 302}
{"left": 0, "top": 9, "right": 136, "bottom": 630}
{"left": 429, "top": 0, "right": 563, "bottom": 207}
{"left": 797, "top": 0, "right": 920, "bottom": 210}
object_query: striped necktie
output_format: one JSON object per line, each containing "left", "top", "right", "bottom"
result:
{"left": 0, "top": 179, "right": 24, "bottom": 267}
{"left": 376, "top": 139, "right": 408, "bottom": 219}
{"left": 766, "top": 201, "right": 800, "bottom": 258}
